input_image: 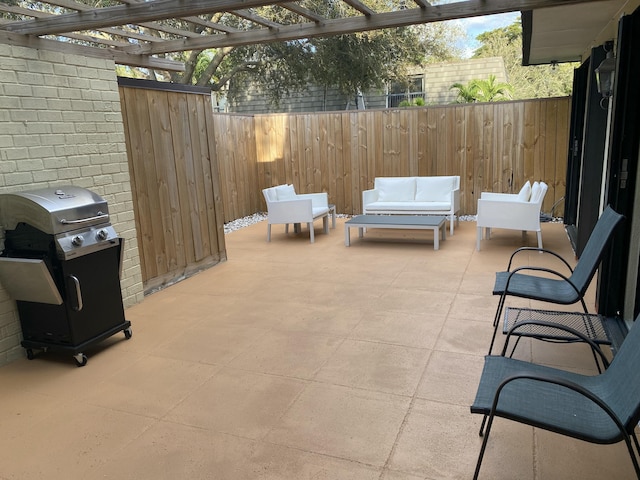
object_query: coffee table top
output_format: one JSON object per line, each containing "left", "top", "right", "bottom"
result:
{"left": 346, "top": 215, "right": 446, "bottom": 227}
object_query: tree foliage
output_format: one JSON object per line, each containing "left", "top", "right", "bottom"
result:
{"left": 472, "top": 19, "right": 576, "bottom": 99}
{"left": 450, "top": 75, "right": 513, "bottom": 103}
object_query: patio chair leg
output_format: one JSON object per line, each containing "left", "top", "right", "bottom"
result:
{"left": 488, "top": 294, "right": 507, "bottom": 354}
{"left": 309, "top": 222, "right": 314, "bottom": 243}
{"left": 450, "top": 215, "right": 454, "bottom": 235}
{"left": 479, "top": 415, "right": 488, "bottom": 436}
{"left": 323, "top": 215, "right": 329, "bottom": 234}
{"left": 473, "top": 412, "right": 496, "bottom": 480}
{"left": 267, "top": 224, "right": 271, "bottom": 242}
{"left": 476, "top": 227, "right": 482, "bottom": 251}
{"left": 537, "top": 231, "right": 543, "bottom": 249}
{"left": 622, "top": 431, "right": 640, "bottom": 479}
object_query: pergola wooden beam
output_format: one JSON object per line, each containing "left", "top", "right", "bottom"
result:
{"left": 0, "top": 0, "right": 277, "bottom": 35}
{"left": 124, "top": 0, "right": 605, "bottom": 55}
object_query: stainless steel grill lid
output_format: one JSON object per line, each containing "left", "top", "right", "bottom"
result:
{"left": 0, "top": 186, "right": 109, "bottom": 235}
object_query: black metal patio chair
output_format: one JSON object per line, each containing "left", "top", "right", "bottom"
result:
{"left": 488, "top": 205, "right": 625, "bottom": 355}
{"left": 471, "top": 315, "right": 640, "bottom": 480}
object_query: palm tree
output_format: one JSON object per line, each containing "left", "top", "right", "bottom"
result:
{"left": 450, "top": 81, "right": 479, "bottom": 103}
{"left": 450, "top": 75, "right": 514, "bottom": 103}
{"left": 473, "top": 75, "right": 514, "bottom": 102}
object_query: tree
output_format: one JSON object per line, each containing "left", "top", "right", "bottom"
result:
{"left": 472, "top": 19, "right": 576, "bottom": 99}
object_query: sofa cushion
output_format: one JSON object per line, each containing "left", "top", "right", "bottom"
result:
{"left": 376, "top": 177, "right": 416, "bottom": 202}
{"left": 366, "top": 201, "right": 451, "bottom": 212}
{"left": 530, "top": 182, "right": 541, "bottom": 203}
{"left": 275, "top": 184, "right": 296, "bottom": 201}
{"left": 415, "top": 176, "right": 455, "bottom": 202}
{"left": 517, "top": 181, "right": 532, "bottom": 202}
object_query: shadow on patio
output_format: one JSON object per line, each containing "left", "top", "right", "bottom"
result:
{"left": 0, "top": 219, "right": 634, "bottom": 479}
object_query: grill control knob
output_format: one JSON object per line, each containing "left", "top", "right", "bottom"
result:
{"left": 71, "top": 235, "right": 84, "bottom": 246}
{"left": 95, "top": 229, "right": 109, "bottom": 241}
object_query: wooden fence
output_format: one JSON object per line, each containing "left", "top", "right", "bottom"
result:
{"left": 118, "top": 81, "right": 570, "bottom": 289}
{"left": 215, "top": 97, "right": 571, "bottom": 219}
{"left": 119, "top": 80, "right": 226, "bottom": 291}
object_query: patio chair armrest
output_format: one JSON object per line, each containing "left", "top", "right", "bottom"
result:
{"left": 502, "top": 320, "right": 610, "bottom": 369}
{"left": 489, "top": 372, "right": 625, "bottom": 436}
{"left": 503, "top": 265, "right": 581, "bottom": 298}
{"left": 506, "top": 247, "right": 574, "bottom": 273}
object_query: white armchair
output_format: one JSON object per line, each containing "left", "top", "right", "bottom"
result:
{"left": 476, "top": 181, "right": 548, "bottom": 251}
{"left": 262, "top": 184, "right": 330, "bottom": 243}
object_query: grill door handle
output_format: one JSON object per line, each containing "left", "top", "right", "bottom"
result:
{"left": 68, "top": 275, "right": 83, "bottom": 311}
{"left": 60, "top": 213, "right": 109, "bottom": 225}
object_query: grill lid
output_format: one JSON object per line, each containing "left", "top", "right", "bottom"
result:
{"left": 0, "top": 186, "right": 109, "bottom": 235}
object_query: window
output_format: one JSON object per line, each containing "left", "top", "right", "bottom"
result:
{"left": 387, "top": 76, "right": 425, "bottom": 107}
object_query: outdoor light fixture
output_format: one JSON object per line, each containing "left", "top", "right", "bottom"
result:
{"left": 595, "top": 41, "right": 616, "bottom": 99}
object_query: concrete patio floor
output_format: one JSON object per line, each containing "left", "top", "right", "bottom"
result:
{"left": 0, "top": 218, "right": 636, "bottom": 479}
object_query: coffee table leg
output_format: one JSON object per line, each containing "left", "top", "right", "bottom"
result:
{"left": 434, "top": 227, "right": 439, "bottom": 250}
{"left": 358, "top": 227, "right": 364, "bottom": 239}
{"left": 345, "top": 225, "right": 351, "bottom": 246}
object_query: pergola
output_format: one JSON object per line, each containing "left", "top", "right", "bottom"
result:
{"left": 0, "top": 0, "right": 616, "bottom": 72}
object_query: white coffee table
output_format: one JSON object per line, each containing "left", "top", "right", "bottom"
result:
{"left": 345, "top": 215, "right": 447, "bottom": 250}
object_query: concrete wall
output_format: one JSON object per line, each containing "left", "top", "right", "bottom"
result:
{"left": 0, "top": 44, "right": 144, "bottom": 364}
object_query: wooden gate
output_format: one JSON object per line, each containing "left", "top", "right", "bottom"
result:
{"left": 119, "top": 78, "right": 226, "bottom": 292}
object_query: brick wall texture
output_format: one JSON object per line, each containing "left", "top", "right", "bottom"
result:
{"left": 0, "top": 44, "right": 144, "bottom": 365}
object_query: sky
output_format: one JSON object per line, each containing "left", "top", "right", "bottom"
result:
{"left": 452, "top": 12, "right": 520, "bottom": 58}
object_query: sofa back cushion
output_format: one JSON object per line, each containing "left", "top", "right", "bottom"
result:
{"left": 517, "top": 181, "right": 532, "bottom": 201}
{"left": 415, "top": 176, "right": 456, "bottom": 202}
{"left": 375, "top": 177, "right": 416, "bottom": 201}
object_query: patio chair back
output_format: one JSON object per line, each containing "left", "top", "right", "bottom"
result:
{"left": 569, "top": 205, "right": 624, "bottom": 295}
{"left": 602, "top": 316, "right": 640, "bottom": 430}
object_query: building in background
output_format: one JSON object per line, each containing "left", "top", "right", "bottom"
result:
{"left": 223, "top": 57, "right": 508, "bottom": 113}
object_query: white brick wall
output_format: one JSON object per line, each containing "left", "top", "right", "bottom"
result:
{"left": 0, "top": 44, "right": 144, "bottom": 365}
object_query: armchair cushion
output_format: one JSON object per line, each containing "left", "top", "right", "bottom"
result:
{"left": 517, "top": 181, "right": 532, "bottom": 201}
{"left": 275, "top": 184, "right": 297, "bottom": 200}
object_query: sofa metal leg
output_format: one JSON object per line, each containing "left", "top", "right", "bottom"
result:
{"left": 309, "top": 222, "right": 314, "bottom": 243}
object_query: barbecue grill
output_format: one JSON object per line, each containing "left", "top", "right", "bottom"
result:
{"left": 0, "top": 186, "right": 132, "bottom": 366}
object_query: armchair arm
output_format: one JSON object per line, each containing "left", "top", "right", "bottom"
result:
{"left": 480, "top": 192, "right": 521, "bottom": 201}
{"left": 452, "top": 186, "right": 460, "bottom": 213}
{"left": 296, "top": 192, "right": 328, "bottom": 209}
{"left": 477, "top": 198, "right": 542, "bottom": 231}
{"left": 362, "top": 189, "right": 379, "bottom": 211}
{"left": 266, "top": 198, "right": 314, "bottom": 224}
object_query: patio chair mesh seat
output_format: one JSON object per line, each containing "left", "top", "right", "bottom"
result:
{"left": 471, "top": 316, "right": 640, "bottom": 479}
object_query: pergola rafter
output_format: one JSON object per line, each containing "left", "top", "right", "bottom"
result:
{"left": 0, "top": 0, "right": 606, "bottom": 71}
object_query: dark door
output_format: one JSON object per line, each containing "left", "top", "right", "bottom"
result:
{"left": 573, "top": 45, "right": 610, "bottom": 257}
{"left": 598, "top": 8, "right": 640, "bottom": 318}
{"left": 564, "top": 61, "right": 589, "bottom": 246}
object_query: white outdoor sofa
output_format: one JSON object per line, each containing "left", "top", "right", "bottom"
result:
{"left": 476, "top": 180, "right": 549, "bottom": 251}
{"left": 262, "top": 184, "right": 330, "bottom": 243}
{"left": 362, "top": 176, "right": 461, "bottom": 235}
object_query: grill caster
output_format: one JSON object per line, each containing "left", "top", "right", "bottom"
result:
{"left": 124, "top": 327, "right": 132, "bottom": 339}
{"left": 74, "top": 353, "right": 88, "bottom": 367}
